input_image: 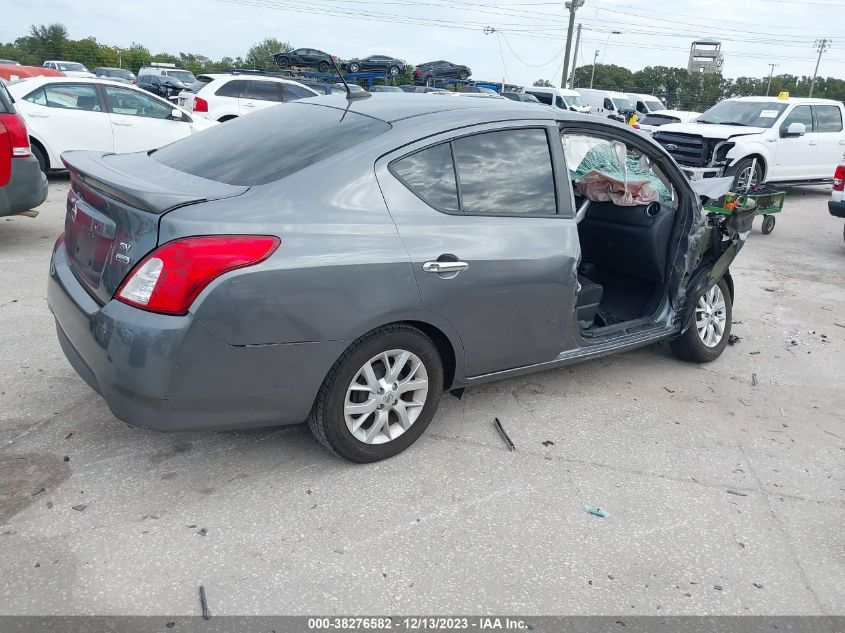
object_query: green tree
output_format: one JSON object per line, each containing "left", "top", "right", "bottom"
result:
{"left": 572, "top": 63, "right": 633, "bottom": 91}
{"left": 533, "top": 79, "right": 552, "bottom": 87}
{"left": 246, "top": 37, "right": 292, "bottom": 70}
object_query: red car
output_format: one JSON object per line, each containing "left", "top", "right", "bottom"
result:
{"left": 0, "top": 80, "right": 48, "bottom": 217}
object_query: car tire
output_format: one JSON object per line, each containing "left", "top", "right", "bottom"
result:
{"left": 348, "top": 62, "right": 360, "bottom": 73}
{"left": 318, "top": 61, "right": 330, "bottom": 73}
{"left": 277, "top": 57, "right": 290, "bottom": 68}
{"left": 388, "top": 65, "right": 399, "bottom": 76}
{"left": 31, "top": 143, "right": 48, "bottom": 175}
{"left": 308, "top": 325, "right": 444, "bottom": 463}
{"left": 671, "top": 277, "right": 733, "bottom": 364}
{"left": 424, "top": 76, "right": 434, "bottom": 87}
{"left": 727, "top": 157, "right": 763, "bottom": 192}
{"left": 761, "top": 214, "right": 776, "bottom": 235}
{"left": 458, "top": 70, "right": 469, "bottom": 80}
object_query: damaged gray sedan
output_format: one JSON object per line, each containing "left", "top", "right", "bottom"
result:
{"left": 48, "top": 94, "right": 754, "bottom": 462}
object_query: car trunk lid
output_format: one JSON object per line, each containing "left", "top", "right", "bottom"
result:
{"left": 62, "top": 150, "right": 249, "bottom": 305}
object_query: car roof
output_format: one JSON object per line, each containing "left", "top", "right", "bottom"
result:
{"left": 729, "top": 95, "right": 842, "bottom": 105}
{"left": 299, "top": 93, "right": 558, "bottom": 124}
{"left": 6, "top": 76, "right": 172, "bottom": 93}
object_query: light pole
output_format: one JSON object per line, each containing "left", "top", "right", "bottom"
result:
{"left": 600, "top": 30, "right": 622, "bottom": 64}
{"left": 561, "top": 0, "right": 585, "bottom": 89}
{"left": 765, "top": 63, "right": 779, "bottom": 96}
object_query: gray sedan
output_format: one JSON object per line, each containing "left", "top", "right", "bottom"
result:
{"left": 48, "top": 94, "right": 754, "bottom": 462}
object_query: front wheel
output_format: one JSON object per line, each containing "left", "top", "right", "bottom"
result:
{"left": 388, "top": 65, "right": 400, "bottom": 76}
{"left": 728, "top": 157, "right": 763, "bottom": 191}
{"left": 348, "top": 62, "right": 360, "bottom": 73}
{"left": 457, "top": 70, "right": 468, "bottom": 80}
{"left": 277, "top": 57, "right": 290, "bottom": 68}
{"left": 308, "top": 325, "right": 444, "bottom": 462}
{"left": 671, "top": 277, "right": 732, "bottom": 363}
{"left": 317, "top": 61, "right": 330, "bottom": 73}
{"left": 761, "top": 214, "right": 776, "bottom": 235}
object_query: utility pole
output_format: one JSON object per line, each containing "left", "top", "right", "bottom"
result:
{"left": 809, "top": 38, "right": 831, "bottom": 97}
{"left": 589, "top": 49, "right": 600, "bottom": 89}
{"left": 561, "top": 0, "right": 585, "bottom": 88}
{"left": 568, "top": 23, "right": 582, "bottom": 88}
{"left": 765, "top": 63, "right": 778, "bottom": 96}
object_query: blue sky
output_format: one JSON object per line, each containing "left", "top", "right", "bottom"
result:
{"left": 2, "top": 0, "right": 842, "bottom": 86}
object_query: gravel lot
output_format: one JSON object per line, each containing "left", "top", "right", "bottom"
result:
{"left": 1, "top": 177, "right": 843, "bottom": 616}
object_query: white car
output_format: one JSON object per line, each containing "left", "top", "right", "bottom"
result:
{"left": 42, "top": 61, "right": 96, "bottom": 78}
{"left": 636, "top": 110, "right": 700, "bottom": 135}
{"left": 177, "top": 74, "right": 319, "bottom": 122}
{"left": 7, "top": 77, "right": 215, "bottom": 173}
{"left": 654, "top": 96, "right": 845, "bottom": 187}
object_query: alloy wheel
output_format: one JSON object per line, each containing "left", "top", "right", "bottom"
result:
{"left": 696, "top": 284, "right": 727, "bottom": 348}
{"left": 736, "top": 165, "right": 760, "bottom": 190}
{"left": 344, "top": 349, "right": 429, "bottom": 445}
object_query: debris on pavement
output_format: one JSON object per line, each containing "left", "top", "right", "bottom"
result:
{"left": 585, "top": 506, "right": 608, "bottom": 518}
{"left": 197, "top": 528, "right": 208, "bottom": 536}
{"left": 753, "top": 583, "right": 764, "bottom": 589}
{"left": 64, "top": 432, "right": 74, "bottom": 440}
{"left": 493, "top": 417, "right": 516, "bottom": 451}
{"left": 834, "top": 322, "right": 845, "bottom": 329}
{"left": 62, "top": 455, "right": 69, "bottom": 462}
{"left": 71, "top": 504, "right": 87, "bottom": 512}
{"left": 727, "top": 489, "right": 749, "bottom": 497}
{"left": 46, "top": 501, "right": 52, "bottom": 509}
{"left": 541, "top": 440, "right": 554, "bottom": 447}
{"left": 728, "top": 334, "right": 741, "bottom": 346}
{"left": 664, "top": 387, "right": 675, "bottom": 394}
{"left": 752, "top": 373, "right": 758, "bottom": 386}
{"left": 714, "top": 585, "right": 723, "bottom": 591}
{"left": 31, "top": 488, "right": 45, "bottom": 497}
{"left": 199, "top": 585, "right": 211, "bottom": 620}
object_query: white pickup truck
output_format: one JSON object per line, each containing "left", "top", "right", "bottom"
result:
{"left": 653, "top": 96, "right": 845, "bottom": 188}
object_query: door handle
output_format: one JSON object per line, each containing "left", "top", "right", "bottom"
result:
{"left": 809, "top": 140, "right": 818, "bottom": 146}
{"left": 112, "top": 120, "right": 133, "bottom": 126}
{"left": 423, "top": 261, "right": 469, "bottom": 273}
{"left": 29, "top": 112, "right": 50, "bottom": 118}
{"left": 243, "top": 102, "right": 255, "bottom": 107}
{"left": 838, "top": 139, "right": 845, "bottom": 145}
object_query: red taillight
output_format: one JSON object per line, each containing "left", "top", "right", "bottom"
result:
{"left": 0, "top": 113, "right": 31, "bottom": 157}
{"left": 632, "top": 123, "right": 641, "bottom": 129}
{"left": 193, "top": 97, "right": 208, "bottom": 113}
{"left": 834, "top": 165, "right": 845, "bottom": 191}
{"left": 115, "top": 235, "right": 280, "bottom": 316}
{"left": 413, "top": 70, "right": 421, "bottom": 75}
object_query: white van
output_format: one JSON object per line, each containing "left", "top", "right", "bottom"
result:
{"left": 626, "top": 92, "right": 667, "bottom": 116}
{"left": 576, "top": 88, "right": 635, "bottom": 121}
{"left": 523, "top": 86, "right": 591, "bottom": 114}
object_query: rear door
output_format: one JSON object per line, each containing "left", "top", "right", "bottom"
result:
{"left": 377, "top": 123, "right": 579, "bottom": 377}
{"left": 812, "top": 104, "right": 845, "bottom": 174}
{"left": 102, "top": 84, "right": 192, "bottom": 153}
{"left": 242, "top": 80, "right": 283, "bottom": 113}
{"left": 19, "top": 83, "right": 113, "bottom": 159}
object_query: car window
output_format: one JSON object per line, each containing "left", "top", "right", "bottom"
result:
{"left": 40, "top": 84, "right": 101, "bottom": 111}
{"left": 104, "top": 86, "right": 173, "bottom": 119}
{"left": 215, "top": 79, "right": 248, "bottom": 98}
{"left": 603, "top": 98, "right": 613, "bottom": 110}
{"left": 563, "top": 132, "right": 676, "bottom": 207}
{"left": 152, "top": 102, "right": 391, "bottom": 186}
{"left": 454, "top": 129, "right": 556, "bottom": 216}
{"left": 555, "top": 96, "right": 566, "bottom": 109}
{"left": 782, "top": 105, "right": 814, "bottom": 132}
{"left": 815, "top": 105, "right": 843, "bottom": 133}
{"left": 528, "top": 92, "right": 552, "bottom": 106}
{"left": 23, "top": 87, "right": 47, "bottom": 106}
{"left": 390, "top": 143, "right": 458, "bottom": 212}
{"left": 282, "top": 83, "right": 316, "bottom": 100}
{"left": 249, "top": 80, "right": 282, "bottom": 102}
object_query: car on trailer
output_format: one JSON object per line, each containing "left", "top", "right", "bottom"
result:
{"left": 413, "top": 60, "right": 472, "bottom": 85}
{"left": 343, "top": 55, "right": 406, "bottom": 77}
{"left": 274, "top": 48, "right": 337, "bottom": 73}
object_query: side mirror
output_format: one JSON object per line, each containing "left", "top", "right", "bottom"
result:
{"left": 782, "top": 122, "right": 806, "bottom": 138}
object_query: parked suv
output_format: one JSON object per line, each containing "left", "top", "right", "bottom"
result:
{"left": 273, "top": 48, "right": 336, "bottom": 73}
{"left": 0, "top": 81, "right": 47, "bottom": 217}
{"left": 654, "top": 96, "right": 845, "bottom": 188}
{"left": 137, "top": 74, "right": 186, "bottom": 101}
{"left": 93, "top": 67, "right": 136, "bottom": 84}
{"left": 413, "top": 61, "right": 471, "bottom": 85}
{"left": 42, "top": 60, "right": 95, "bottom": 78}
{"left": 177, "top": 74, "right": 319, "bottom": 122}
{"left": 138, "top": 65, "right": 197, "bottom": 86}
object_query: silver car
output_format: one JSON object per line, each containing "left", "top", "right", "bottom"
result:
{"left": 48, "top": 94, "right": 755, "bottom": 462}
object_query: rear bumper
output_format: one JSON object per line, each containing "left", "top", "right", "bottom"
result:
{"left": 0, "top": 156, "right": 48, "bottom": 217}
{"left": 829, "top": 199, "right": 845, "bottom": 218}
{"left": 48, "top": 241, "right": 348, "bottom": 432}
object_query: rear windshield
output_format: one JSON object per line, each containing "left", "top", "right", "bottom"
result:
{"left": 152, "top": 102, "right": 391, "bottom": 186}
